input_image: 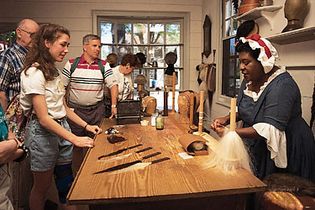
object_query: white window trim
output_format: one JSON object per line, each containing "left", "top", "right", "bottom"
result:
{"left": 215, "top": 3, "right": 233, "bottom": 108}
{"left": 92, "top": 10, "right": 191, "bottom": 90}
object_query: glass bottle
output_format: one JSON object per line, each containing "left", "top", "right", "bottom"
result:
{"left": 151, "top": 112, "right": 157, "bottom": 127}
{"left": 155, "top": 112, "right": 164, "bottom": 130}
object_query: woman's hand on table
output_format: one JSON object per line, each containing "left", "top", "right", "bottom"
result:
{"left": 74, "top": 136, "right": 95, "bottom": 148}
{"left": 85, "top": 124, "right": 102, "bottom": 135}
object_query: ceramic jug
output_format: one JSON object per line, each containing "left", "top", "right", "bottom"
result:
{"left": 282, "top": 0, "right": 308, "bottom": 32}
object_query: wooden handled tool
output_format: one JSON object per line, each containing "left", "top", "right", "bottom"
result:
{"left": 204, "top": 97, "right": 252, "bottom": 173}
{"left": 230, "top": 98, "right": 237, "bottom": 131}
{"left": 189, "top": 93, "right": 194, "bottom": 127}
{"left": 172, "top": 72, "right": 176, "bottom": 113}
{"left": 198, "top": 91, "right": 204, "bottom": 133}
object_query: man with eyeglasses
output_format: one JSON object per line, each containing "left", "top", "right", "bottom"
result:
{"left": 0, "top": 18, "right": 39, "bottom": 110}
{"left": 0, "top": 18, "right": 38, "bottom": 210}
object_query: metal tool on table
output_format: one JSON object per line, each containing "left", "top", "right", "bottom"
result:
{"left": 97, "top": 147, "right": 153, "bottom": 162}
{"left": 94, "top": 152, "right": 170, "bottom": 174}
{"left": 134, "top": 147, "right": 153, "bottom": 154}
{"left": 97, "top": 143, "right": 143, "bottom": 160}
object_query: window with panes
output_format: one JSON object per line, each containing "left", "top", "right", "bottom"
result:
{"left": 97, "top": 17, "right": 183, "bottom": 90}
{"left": 222, "top": 0, "right": 240, "bottom": 97}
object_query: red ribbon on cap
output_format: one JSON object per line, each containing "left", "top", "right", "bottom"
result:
{"left": 246, "top": 34, "right": 272, "bottom": 59}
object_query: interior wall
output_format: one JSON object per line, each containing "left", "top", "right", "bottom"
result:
{"left": 0, "top": 0, "right": 313, "bottom": 125}
{"left": 203, "top": 0, "right": 315, "bottom": 130}
{"left": 0, "top": 0, "right": 203, "bottom": 91}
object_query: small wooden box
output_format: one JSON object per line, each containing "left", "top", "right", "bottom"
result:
{"left": 116, "top": 100, "right": 141, "bottom": 124}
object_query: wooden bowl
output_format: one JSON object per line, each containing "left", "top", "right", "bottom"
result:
{"left": 238, "top": 3, "right": 260, "bottom": 15}
{"left": 240, "top": 0, "right": 261, "bottom": 5}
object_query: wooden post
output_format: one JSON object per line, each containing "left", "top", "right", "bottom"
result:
{"left": 172, "top": 72, "right": 176, "bottom": 113}
{"left": 163, "top": 86, "right": 168, "bottom": 116}
{"left": 230, "top": 98, "right": 237, "bottom": 131}
{"left": 198, "top": 91, "right": 204, "bottom": 133}
{"left": 189, "top": 94, "right": 194, "bottom": 126}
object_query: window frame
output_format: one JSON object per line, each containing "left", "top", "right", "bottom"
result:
{"left": 217, "top": 0, "right": 240, "bottom": 106}
{"left": 92, "top": 10, "right": 187, "bottom": 90}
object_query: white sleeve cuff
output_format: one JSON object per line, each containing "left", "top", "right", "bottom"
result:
{"left": 253, "top": 123, "right": 287, "bottom": 168}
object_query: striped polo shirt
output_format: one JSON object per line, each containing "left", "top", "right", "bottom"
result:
{"left": 61, "top": 56, "right": 117, "bottom": 106}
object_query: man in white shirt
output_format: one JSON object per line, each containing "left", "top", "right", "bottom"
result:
{"left": 111, "top": 53, "right": 139, "bottom": 101}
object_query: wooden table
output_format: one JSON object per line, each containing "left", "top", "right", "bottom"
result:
{"left": 67, "top": 113, "right": 266, "bottom": 210}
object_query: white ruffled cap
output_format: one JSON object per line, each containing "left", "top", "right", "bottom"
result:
{"left": 239, "top": 34, "right": 278, "bottom": 73}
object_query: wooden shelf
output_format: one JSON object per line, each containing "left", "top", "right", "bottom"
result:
{"left": 236, "top": 5, "right": 282, "bottom": 21}
{"left": 267, "top": 26, "right": 315, "bottom": 45}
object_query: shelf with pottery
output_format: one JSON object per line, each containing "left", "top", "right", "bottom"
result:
{"left": 236, "top": 5, "right": 282, "bottom": 21}
{"left": 266, "top": 26, "right": 315, "bottom": 45}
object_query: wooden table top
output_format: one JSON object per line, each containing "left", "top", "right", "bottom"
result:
{"left": 67, "top": 113, "right": 266, "bottom": 205}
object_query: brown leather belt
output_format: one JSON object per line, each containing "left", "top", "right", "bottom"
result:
{"left": 68, "top": 100, "right": 103, "bottom": 111}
